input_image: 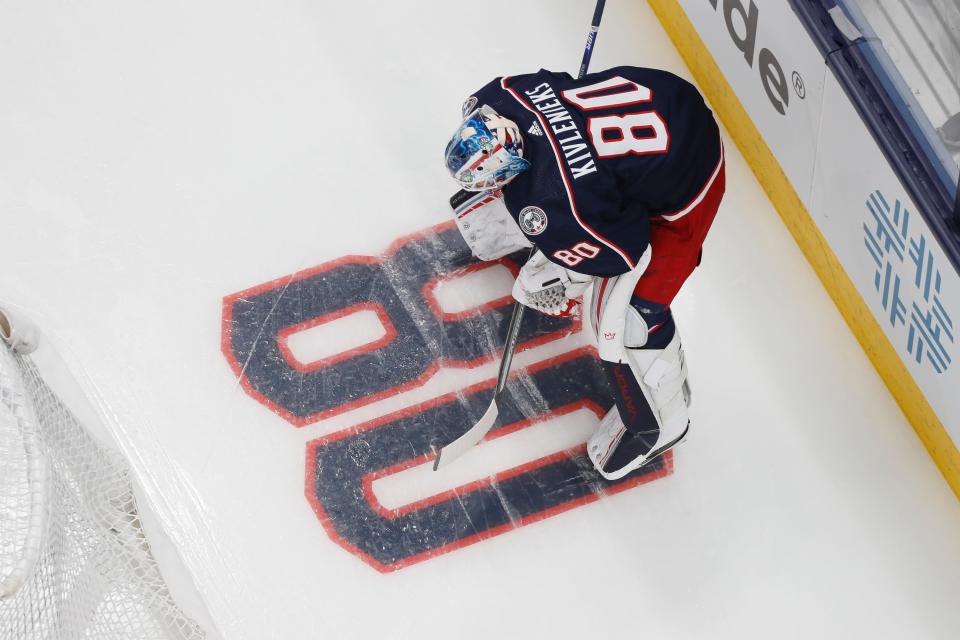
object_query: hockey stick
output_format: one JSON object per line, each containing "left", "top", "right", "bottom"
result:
{"left": 433, "top": 0, "right": 608, "bottom": 471}
{"left": 578, "top": 0, "right": 607, "bottom": 80}
{"left": 432, "top": 295, "right": 525, "bottom": 469}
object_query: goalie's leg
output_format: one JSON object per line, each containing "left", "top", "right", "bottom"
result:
{"left": 587, "top": 152, "right": 721, "bottom": 479}
{"left": 588, "top": 300, "right": 690, "bottom": 480}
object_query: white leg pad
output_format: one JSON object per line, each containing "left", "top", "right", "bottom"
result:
{"left": 625, "top": 331, "right": 689, "bottom": 435}
{"left": 589, "top": 246, "right": 652, "bottom": 362}
{"left": 587, "top": 329, "right": 690, "bottom": 480}
{"left": 587, "top": 405, "right": 630, "bottom": 476}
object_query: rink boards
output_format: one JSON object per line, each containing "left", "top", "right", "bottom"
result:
{"left": 649, "top": 0, "right": 960, "bottom": 497}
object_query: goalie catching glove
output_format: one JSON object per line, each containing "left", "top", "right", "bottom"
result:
{"left": 512, "top": 250, "right": 594, "bottom": 318}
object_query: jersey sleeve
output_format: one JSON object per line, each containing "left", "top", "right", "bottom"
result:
{"left": 524, "top": 189, "right": 650, "bottom": 278}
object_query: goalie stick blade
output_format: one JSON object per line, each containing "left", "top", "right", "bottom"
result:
{"left": 433, "top": 399, "right": 499, "bottom": 471}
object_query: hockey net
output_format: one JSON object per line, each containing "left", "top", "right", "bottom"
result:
{"left": 0, "top": 338, "right": 205, "bottom": 639}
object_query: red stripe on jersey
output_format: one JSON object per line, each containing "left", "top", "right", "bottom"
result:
{"left": 500, "top": 77, "right": 636, "bottom": 271}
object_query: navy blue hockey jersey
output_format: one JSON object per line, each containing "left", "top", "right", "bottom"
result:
{"left": 469, "top": 67, "right": 722, "bottom": 277}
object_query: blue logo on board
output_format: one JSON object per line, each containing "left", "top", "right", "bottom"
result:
{"left": 863, "top": 190, "right": 955, "bottom": 373}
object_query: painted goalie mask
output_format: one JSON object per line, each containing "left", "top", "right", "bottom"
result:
{"left": 444, "top": 104, "right": 530, "bottom": 191}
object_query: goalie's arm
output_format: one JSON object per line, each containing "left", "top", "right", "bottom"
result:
{"left": 516, "top": 191, "right": 651, "bottom": 279}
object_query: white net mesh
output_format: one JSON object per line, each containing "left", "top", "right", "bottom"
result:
{"left": 0, "top": 341, "right": 205, "bottom": 640}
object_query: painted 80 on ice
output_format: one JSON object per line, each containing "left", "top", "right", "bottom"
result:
{"left": 221, "top": 222, "right": 670, "bottom": 571}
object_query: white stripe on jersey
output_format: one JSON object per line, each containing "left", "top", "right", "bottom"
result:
{"left": 500, "top": 77, "right": 636, "bottom": 271}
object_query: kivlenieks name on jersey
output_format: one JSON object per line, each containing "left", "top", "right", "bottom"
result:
{"left": 468, "top": 67, "right": 722, "bottom": 278}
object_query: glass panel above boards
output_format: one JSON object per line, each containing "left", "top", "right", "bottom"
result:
{"left": 852, "top": 0, "right": 960, "bottom": 216}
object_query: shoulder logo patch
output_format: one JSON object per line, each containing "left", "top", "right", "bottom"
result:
{"left": 519, "top": 206, "right": 548, "bottom": 235}
{"left": 527, "top": 121, "right": 544, "bottom": 137}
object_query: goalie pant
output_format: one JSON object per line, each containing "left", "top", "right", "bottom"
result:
{"left": 587, "top": 147, "right": 725, "bottom": 480}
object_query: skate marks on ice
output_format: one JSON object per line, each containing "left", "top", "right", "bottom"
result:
{"left": 306, "top": 350, "right": 671, "bottom": 572}
{"left": 222, "top": 223, "right": 575, "bottom": 424}
{"left": 221, "top": 222, "right": 671, "bottom": 571}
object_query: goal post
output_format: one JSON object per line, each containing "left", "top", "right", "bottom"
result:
{"left": 0, "top": 308, "right": 208, "bottom": 640}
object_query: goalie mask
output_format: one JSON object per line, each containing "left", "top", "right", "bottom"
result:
{"left": 444, "top": 105, "right": 530, "bottom": 191}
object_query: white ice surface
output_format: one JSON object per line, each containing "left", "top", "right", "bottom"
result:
{"left": 2, "top": 1, "right": 960, "bottom": 639}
